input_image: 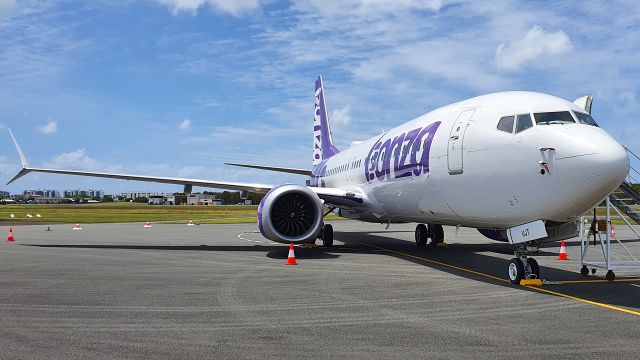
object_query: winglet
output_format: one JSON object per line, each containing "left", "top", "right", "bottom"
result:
{"left": 7, "top": 129, "right": 31, "bottom": 185}
{"left": 8, "top": 129, "right": 28, "bottom": 168}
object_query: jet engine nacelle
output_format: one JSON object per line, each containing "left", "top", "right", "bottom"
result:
{"left": 258, "top": 184, "right": 323, "bottom": 243}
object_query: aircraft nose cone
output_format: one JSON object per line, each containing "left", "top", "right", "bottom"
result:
{"left": 556, "top": 129, "right": 629, "bottom": 208}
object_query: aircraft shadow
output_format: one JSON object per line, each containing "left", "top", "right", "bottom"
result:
{"left": 335, "top": 231, "right": 640, "bottom": 311}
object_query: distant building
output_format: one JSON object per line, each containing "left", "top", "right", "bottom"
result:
{"left": 187, "top": 193, "right": 220, "bottom": 206}
{"left": 34, "top": 197, "right": 72, "bottom": 204}
{"left": 148, "top": 195, "right": 165, "bottom": 205}
{"left": 0, "top": 191, "right": 9, "bottom": 198}
{"left": 120, "top": 192, "right": 167, "bottom": 200}
{"left": 64, "top": 189, "right": 104, "bottom": 199}
{"left": 24, "top": 189, "right": 60, "bottom": 198}
{"left": 147, "top": 193, "right": 221, "bottom": 206}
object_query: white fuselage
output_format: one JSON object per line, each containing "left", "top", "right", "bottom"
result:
{"left": 313, "top": 92, "right": 629, "bottom": 229}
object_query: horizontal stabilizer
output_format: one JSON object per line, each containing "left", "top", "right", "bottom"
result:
{"left": 224, "top": 162, "right": 312, "bottom": 176}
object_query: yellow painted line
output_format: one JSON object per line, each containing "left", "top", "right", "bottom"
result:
{"left": 361, "top": 243, "right": 640, "bottom": 317}
{"left": 552, "top": 278, "right": 640, "bottom": 284}
{"left": 524, "top": 285, "right": 640, "bottom": 317}
{"left": 361, "top": 243, "right": 510, "bottom": 283}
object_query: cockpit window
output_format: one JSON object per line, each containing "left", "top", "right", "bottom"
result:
{"left": 573, "top": 111, "right": 599, "bottom": 127}
{"left": 534, "top": 111, "right": 575, "bottom": 125}
{"left": 515, "top": 114, "right": 533, "bottom": 133}
{"left": 497, "top": 116, "right": 515, "bottom": 133}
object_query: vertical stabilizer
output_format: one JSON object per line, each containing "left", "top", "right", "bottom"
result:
{"left": 313, "top": 76, "right": 340, "bottom": 166}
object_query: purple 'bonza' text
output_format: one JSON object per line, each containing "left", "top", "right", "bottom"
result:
{"left": 364, "top": 121, "right": 441, "bottom": 183}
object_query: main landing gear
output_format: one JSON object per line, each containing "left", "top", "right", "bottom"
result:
{"left": 508, "top": 243, "right": 541, "bottom": 284}
{"left": 415, "top": 224, "right": 445, "bottom": 247}
{"left": 318, "top": 224, "right": 334, "bottom": 248}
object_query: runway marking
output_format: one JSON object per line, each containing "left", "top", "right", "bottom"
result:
{"left": 630, "top": 284, "right": 640, "bottom": 289}
{"left": 523, "top": 286, "right": 640, "bottom": 317}
{"left": 364, "top": 243, "right": 640, "bottom": 318}
{"left": 361, "top": 243, "right": 509, "bottom": 283}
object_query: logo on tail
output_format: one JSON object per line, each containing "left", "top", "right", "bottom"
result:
{"left": 313, "top": 76, "right": 339, "bottom": 166}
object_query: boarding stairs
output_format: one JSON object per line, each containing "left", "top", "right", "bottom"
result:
{"left": 608, "top": 146, "right": 640, "bottom": 225}
{"left": 580, "top": 146, "right": 640, "bottom": 279}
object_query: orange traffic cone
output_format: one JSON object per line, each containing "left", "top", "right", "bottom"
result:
{"left": 187, "top": 220, "right": 195, "bottom": 226}
{"left": 143, "top": 222, "right": 152, "bottom": 228}
{"left": 72, "top": 223, "right": 82, "bottom": 230}
{"left": 286, "top": 243, "right": 297, "bottom": 265}
{"left": 7, "top": 227, "right": 14, "bottom": 242}
{"left": 610, "top": 225, "right": 616, "bottom": 239}
{"left": 558, "top": 240, "right": 568, "bottom": 260}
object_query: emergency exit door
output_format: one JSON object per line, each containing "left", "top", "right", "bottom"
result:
{"left": 447, "top": 109, "right": 475, "bottom": 174}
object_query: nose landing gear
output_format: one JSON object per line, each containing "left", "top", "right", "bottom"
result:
{"left": 508, "top": 243, "right": 541, "bottom": 284}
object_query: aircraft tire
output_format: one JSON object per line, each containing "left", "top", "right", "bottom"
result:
{"left": 322, "top": 224, "right": 334, "bottom": 248}
{"left": 415, "top": 224, "right": 428, "bottom": 246}
{"left": 429, "top": 224, "right": 444, "bottom": 246}
{"left": 508, "top": 258, "right": 525, "bottom": 284}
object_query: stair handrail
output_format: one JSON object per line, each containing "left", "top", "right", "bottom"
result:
{"left": 623, "top": 145, "right": 640, "bottom": 161}
{"left": 623, "top": 146, "right": 640, "bottom": 185}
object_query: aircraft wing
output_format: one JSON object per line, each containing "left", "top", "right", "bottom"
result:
{"left": 6, "top": 129, "right": 273, "bottom": 193}
{"left": 7, "top": 166, "right": 274, "bottom": 193}
{"left": 6, "top": 129, "right": 364, "bottom": 207}
{"left": 7, "top": 166, "right": 364, "bottom": 206}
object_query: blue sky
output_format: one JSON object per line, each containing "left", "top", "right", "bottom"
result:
{"left": 0, "top": 0, "right": 639, "bottom": 194}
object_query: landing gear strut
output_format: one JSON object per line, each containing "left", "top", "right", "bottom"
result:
{"left": 508, "top": 243, "right": 541, "bottom": 284}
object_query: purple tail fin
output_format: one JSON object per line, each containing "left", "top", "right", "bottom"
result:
{"left": 313, "top": 76, "right": 340, "bottom": 166}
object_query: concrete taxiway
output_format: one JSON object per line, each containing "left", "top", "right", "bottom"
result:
{"left": 1, "top": 221, "right": 639, "bottom": 359}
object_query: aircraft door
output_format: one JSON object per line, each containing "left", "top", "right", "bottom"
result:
{"left": 447, "top": 109, "right": 476, "bottom": 174}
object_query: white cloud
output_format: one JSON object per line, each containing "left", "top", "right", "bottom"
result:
{"left": 45, "top": 149, "right": 99, "bottom": 170}
{"left": 0, "top": 0, "right": 15, "bottom": 13}
{"left": 36, "top": 120, "right": 58, "bottom": 134}
{"left": 330, "top": 105, "right": 351, "bottom": 127}
{"left": 179, "top": 118, "right": 192, "bottom": 131}
{"left": 0, "top": 123, "right": 5, "bottom": 130}
{"left": 296, "top": 0, "right": 444, "bottom": 17}
{"left": 495, "top": 25, "right": 572, "bottom": 71}
{"left": 155, "top": 0, "right": 260, "bottom": 16}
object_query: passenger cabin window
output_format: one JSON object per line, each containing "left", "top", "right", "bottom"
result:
{"left": 573, "top": 111, "right": 599, "bottom": 127}
{"left": 497, "top": 116, "right": 515, "bottom": 133}
{"left": 515, "top": 114, "right": 533, "bottom": 133}
{"left": 534, "top": 111, "right": 575, "bottom": 125}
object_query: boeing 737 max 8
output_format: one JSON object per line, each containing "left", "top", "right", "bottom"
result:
{"left": 7, "top": 76, "right": 630, "bottom": 283}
